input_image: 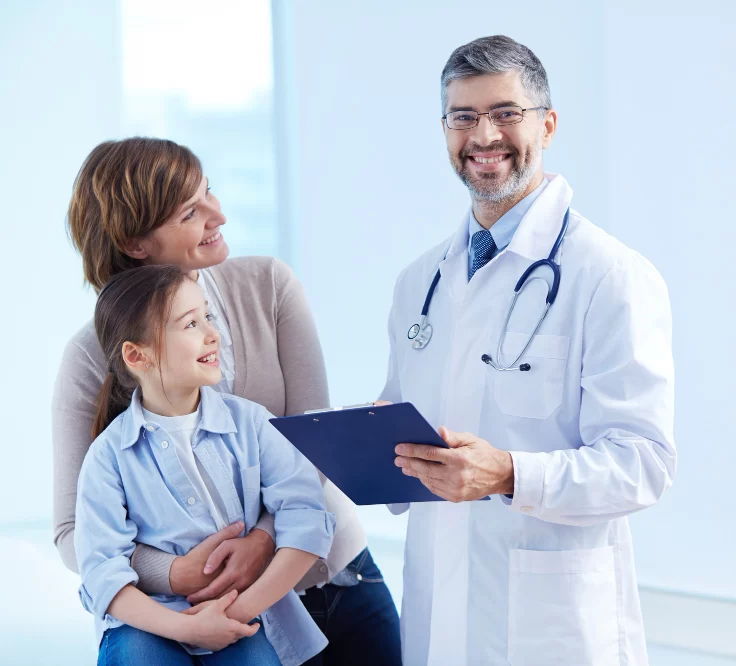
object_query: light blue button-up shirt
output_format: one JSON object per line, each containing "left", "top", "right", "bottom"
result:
{"left": 467, "top": 179, "right": 548, "bottom": 279}
{"left": 75, "top": 386, "right": 336, "bottom": 666}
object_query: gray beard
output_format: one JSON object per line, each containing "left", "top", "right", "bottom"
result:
{"left": 459, "top": 137, "right": 543, "bottom": 205}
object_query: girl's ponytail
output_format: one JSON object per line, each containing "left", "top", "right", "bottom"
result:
{"left": 92, "top": 371, "right": 135, "bottom": 439}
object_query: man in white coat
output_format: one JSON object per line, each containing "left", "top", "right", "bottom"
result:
{"left": 381, "top": 35, "right": 676, "bottom": 666}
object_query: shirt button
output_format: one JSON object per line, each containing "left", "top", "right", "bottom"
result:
{"left": 357, "top": 573, "right": 363, "bottom": 581}
{"left": 520, "top": 505, "right": 533, "bottom": 513}
{"left": 319, "top": 565, "right": 328, "bottom": 574}
{"left": 187, "top": 497, "right": 196, "bottom": 506}
{"left": 161, "top": 441, "right": 169, "bottom": 449}
{"left": 145, "top": 425, "right": 155, "bottom": 432}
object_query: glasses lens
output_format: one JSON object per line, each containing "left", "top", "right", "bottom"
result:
{"left": 447, "top": 111, "right": 479, "bottom": 129}
{"left": 491, "top": 106, "right": 524, "bottom": 125}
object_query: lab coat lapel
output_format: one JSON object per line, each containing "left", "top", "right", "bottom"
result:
{"left": 438, "top": 213, "right": 472, "bottom": 304}
{"left": 505, "top": 172, "right": 574, "bottom": 262}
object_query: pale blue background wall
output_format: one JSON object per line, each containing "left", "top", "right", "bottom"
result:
{"left": 1, "top": 0, "right": 735, "bottom": 662}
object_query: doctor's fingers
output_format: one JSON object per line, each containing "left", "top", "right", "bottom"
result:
{"left": 401, "top": 466, "right": 462, "bottom": 502}
{"left": 396, "top": 457, "right": 450, "bottom": 480}
{"left": 395, "top": 443, "right": 456, "bottom": 464}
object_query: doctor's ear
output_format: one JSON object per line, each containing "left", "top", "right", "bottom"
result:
{"left": 541, "top": 109, "right": 558, "bottom": 149}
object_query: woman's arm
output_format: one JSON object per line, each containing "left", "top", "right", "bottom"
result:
{"left": 274, "top": 260, "right": 330, "bottom": 416}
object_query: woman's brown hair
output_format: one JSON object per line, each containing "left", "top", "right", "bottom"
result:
{"left": 92, "top": 265, "right": 188, "bottom": 438}
{"left": 67, "top": 137, "right": 202, "bottom": 292}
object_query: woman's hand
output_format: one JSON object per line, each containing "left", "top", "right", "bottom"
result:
{"left": 184, "top": 590, "right": 259, "bottom": 652}
{"left": 185, "top": 528, "right": 276, "bottom": 605}
{"left": 170, "top": 521, "right": 245, "bottom": 597}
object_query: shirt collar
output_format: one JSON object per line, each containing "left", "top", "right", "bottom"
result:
{"left": 446, "top": 172, "right": 573, "bottom": 262}
{"left": 120, "top": 385, "right": 238, "bottom": 449}
{"left": 467, "top": 178, "right": 547, "bottom": 253}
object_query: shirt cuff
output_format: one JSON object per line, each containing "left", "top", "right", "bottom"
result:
{"left": 254, "top": 509, "right": 276, "bottom": 542}
{"left": 500, "top": 451, "right": 546, "bottom": 517}
{"left": 79, "top": 556, "right": 139, "bottom": 618}
{"left": 130, "top": 543, "right": 176, "bottom": 596}
{"left": 274, "top": 510, "right": 336, "bottom": 559}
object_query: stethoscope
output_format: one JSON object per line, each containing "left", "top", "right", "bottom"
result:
{"left": 407, "top": 208, "right": 570, "bottom": 372}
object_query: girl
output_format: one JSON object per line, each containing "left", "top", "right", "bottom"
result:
{"left": 75, "top": 264, "right": 335, "bottom": 665}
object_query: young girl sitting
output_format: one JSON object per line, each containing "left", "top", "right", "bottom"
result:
{"left": 74, "top": 265, "right": 335, "bottom": 666}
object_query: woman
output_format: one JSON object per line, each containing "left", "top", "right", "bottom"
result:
{"left": 52, "top": 137, "right": 401, "bottom": 665}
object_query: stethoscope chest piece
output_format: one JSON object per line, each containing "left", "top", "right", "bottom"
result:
{"left": 409, "top": 322, "right": 433, "bottom": 350}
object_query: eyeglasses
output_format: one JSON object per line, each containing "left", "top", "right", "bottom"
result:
{"left": 442, "top": 105, "right": 548, "bottom": 130}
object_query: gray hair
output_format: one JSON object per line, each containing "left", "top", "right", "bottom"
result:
{"left": 441, "top": 35, "right": 552, "bottom": 114}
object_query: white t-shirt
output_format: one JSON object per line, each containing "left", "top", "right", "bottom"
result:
{"left": 141, "top": 405, "right": 229, "bottom": 531}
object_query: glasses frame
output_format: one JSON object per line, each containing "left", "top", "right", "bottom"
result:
{"left": 442, "top": 105, "right": 549, "bottom": 130}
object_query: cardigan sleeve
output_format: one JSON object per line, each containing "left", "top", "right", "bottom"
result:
{"left": 52, "top": 326, "right": 175, "bottom": 595}
{"left": 273, "top": 260, "right": 330, "bottom": 416}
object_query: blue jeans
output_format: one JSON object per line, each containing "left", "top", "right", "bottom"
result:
{"left": 98, "top": 623, "right": 280, "bottom": 666}
{"left": 300, "top": 547, "right": 402, "bottom": 666}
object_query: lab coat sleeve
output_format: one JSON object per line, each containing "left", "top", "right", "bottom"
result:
{"left": 505, "top": 253, "right": 676, "bottom": 526}
{"left": 380, "top": 287, "right": 410, "bottom": 515}
{"left": 75, "top": 442, "right": 139, "bottom": 618}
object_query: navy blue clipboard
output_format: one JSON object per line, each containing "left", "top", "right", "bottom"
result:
{"left": 269, "top": 403, "right": 449, "bottom": 505}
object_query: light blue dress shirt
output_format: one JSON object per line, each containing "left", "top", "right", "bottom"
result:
{"left": 467, "top": 179, "right": 548, "bottom": 279}
{"left": 75, "top": 385, "right": 336, "bottom": 666}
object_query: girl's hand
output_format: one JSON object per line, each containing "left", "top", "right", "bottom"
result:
{"left": 185, "top": 589, "right": 259, "bottom": 651}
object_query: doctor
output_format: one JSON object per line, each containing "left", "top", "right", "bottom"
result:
{"left": 381, "top": 35, "right": 676, "bottom": 666}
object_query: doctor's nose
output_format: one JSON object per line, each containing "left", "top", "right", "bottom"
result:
{"left": 472, "top": 113, "right": 504, "bottom": 144}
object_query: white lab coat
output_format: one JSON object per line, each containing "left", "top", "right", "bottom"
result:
{"left": 380, "top": 173, "right": 676, "bottom": 666}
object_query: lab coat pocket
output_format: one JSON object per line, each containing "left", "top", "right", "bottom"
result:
{"left": 508, "top": 546, "right": 620, "bottom": 666}
{"left": 239, "top": 463, "right": 262, "bottom": 531}
{"left": 493, "top": 332, "right": 569, "bottom": 419}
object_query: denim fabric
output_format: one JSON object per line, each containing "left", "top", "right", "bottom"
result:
{"left": 300, "top": 548, "right": 402, "bottom": 666}
{"left": 98, "top": 624, "right": 280, "bottom": 666}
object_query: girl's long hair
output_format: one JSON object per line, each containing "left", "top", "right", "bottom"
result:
{"left": 92, "top": 265, "right": 187, "bottom": 438}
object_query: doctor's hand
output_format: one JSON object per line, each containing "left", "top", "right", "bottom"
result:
{"left": 394, "top": 427, "right": 515, "bottom": 502}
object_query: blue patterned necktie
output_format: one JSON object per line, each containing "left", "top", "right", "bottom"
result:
{"left": 469, "top": 229, "right": 497, "bottom": 280}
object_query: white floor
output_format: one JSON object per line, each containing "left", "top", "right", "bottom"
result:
{"left": 3, "top": 517, "right": 734, "bottom": 665}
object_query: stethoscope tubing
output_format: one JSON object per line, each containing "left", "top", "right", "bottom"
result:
{"left": 408, "top": 208, "right": 570, "bottom": 366}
